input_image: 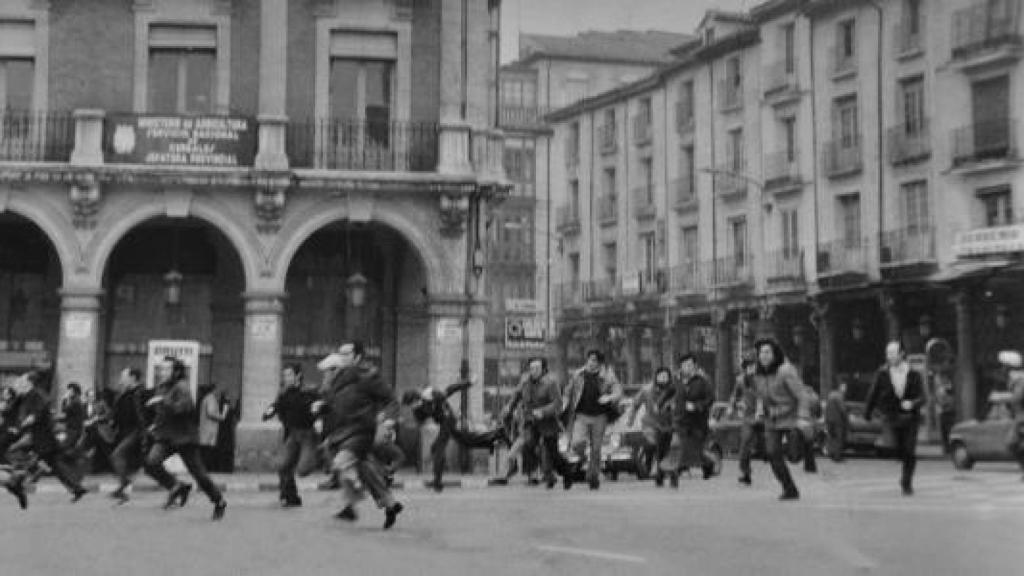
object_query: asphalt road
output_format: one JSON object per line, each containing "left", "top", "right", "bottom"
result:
{"left": 1, "top": 459, "right": 1021, "bottom": 576}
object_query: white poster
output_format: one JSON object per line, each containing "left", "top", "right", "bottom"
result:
{"left": 64, "top": 312, "right": 93, "bottom": 340}
{"left": 145, "top": 340, "right": 201, "bottom": 400}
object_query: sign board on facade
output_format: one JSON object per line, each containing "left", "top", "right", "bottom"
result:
{"left": 504, "top": 298, "right": 539, "bottom": 314}
{"left": 436, "top": 319, "right": 462, "bottom": 343}
{"left": 63, "top": 312, "right": 93, "bottom": 340}
{"left": 106, "top": 114, "right": 256, "bottom": 167}
{"left": 504, "top": 316, "right": 546, "bottom": 349}
{"left": 145, "top": 340, "right": 201, "bottom": 401}
{"left": 621, "top": 272, "right": 641, "bottom": 296}
{"left": 249, "top": 316, "right": 278, "bottom": 342}
{"left": 953, "top": 223, "right": 1024, "bottom": 257}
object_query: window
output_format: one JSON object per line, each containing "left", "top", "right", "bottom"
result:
{"left": 781, "top": 209, "right": 799, "bottom": 258}
{"left": 501, "top": 78, "right": 537, "bottom": 108}
{"left": 682, "top": 146, "right": 695, "bottom": 198}
{"left": 148, "top": 25, "right": 217, "bottom": 114}
{"left": 782, "top": 23, "right": 796, "bottom": 73}
{"left": 503, "top": 142, "right": 535, "bottom": 196}
{"left": 839, "top": 19, "right": 856, "bottom": 60}
{"left": 900, "top": 77, "right": 925, "bottom": 135}
{"left": 679, "top": 80, "right": 694, "bottom": 123}
{"left": 641, "top": 157, "right": 654, "bottom": 204}
{"left": 567, "top": 122, "right": 580, "bottom": 163}
{"left": 901, "top": 180, "right": 929, "bottom": 233}
{"left": 834, "top": 96, "right": 859, "bottom": 148}
{"left": 727, "top": 56, "right": 742, "bottom": 88}
{"left": 603, "top": 242, "right": 617, "bottom": 284}
{"left": 904, "top": 0, "right": 922, "bottom": 36}
{"left": 704, "top": 27, "right": 716, "bottom": 45}
{"left": 971, "top": 76, "right": 1010, "bottom": 155}
{"left": 682, "top": 226, "right": 699, "bottom": 266}
{"left": 330, "top": 58, "right": 393, "bottom": 125}
{"left": 569, "top": 253, "right": 580, "bottom": 288}
{"left": 604, "top": 167, "right": 617, "bottom": 202}
{"left": 639, "top": 98, "right": 652, "bottom": 124}
{"left": 728, "top": 128, "right": 744, "bottom": 171}
{"left": 0, "top": 58, "right": 33, "bottom": 110}
{"left": 979, "top": 186, "right": 1013, "bottom": 227}
{"left": 782, "top": 116, "right": 797, "bottom": 162}
{"left": 569, "top": 179, "right": 580, "bottom": 218}
{"left": 604, "top": 108, "right": 616, "bottom": 136}
{"left": 641, "top": 232, "right": 657, "bottom": 281}
{"left": 730, "top": 217, "right": 748, "bottom": 267}
{"left": 838, "top": 194, "right": 862, "bottom": 247}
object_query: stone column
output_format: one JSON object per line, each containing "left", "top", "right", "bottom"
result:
{"left": 713, "top": 307, "right": 732, "bottom": 401}
{"left": 235, "top": 292, "right": 285, "bottom": 470}
{"left": 437, "top": 0, "right": 473, "bottom": 175}
{"left": 255, "top": 0, "right": 288, "bottom": 170}
{"left": 952, "top": 290, "right": 977, "bottom": 420}
{"left": 56, "top": 287, "right": 104, "bottom": 397}
{"left": 813, "top": 301, "right": 836, "bottom": 397}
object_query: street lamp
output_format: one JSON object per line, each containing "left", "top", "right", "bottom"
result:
{"left": 164, "top": 270, "right": 183, "bottom": 306}
{"left": 346, "top": 272, "right": 368, "bottom": 308}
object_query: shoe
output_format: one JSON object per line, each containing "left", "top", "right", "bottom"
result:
{"left": 901, "top": 483, "right": 913, "bottom": 496}
{"left": 5, "top": 480, "right": 28, "bottom": 510}
{"left": 111, "top": 490, "right": 130, "bottom": 505}
{"left": 164, "top": 483, "right": 191, "bottom": 510}
{"left": 527, "top": 477, "right": 540, "bottom": 486}
{"left": 562, "top": 475, "right": 573, "bottom": 490}
{"left": 71, "top": 487, "right": 88, "bottom": 503}
{"left": 430, "top": 480, "right": 444, "bottom": 493}
{"left": 212, "top": 499, "right": 227, "bottom": 520}
{"left": 669, "top": 473, "right": 679, "bottom": 489}
{"left": 335, "top": 505, "right": 358, "bottom": 522}
{"left": 588, "top": 478, "right": 599, "bottom": 491}
{"left": 779, "top": 490, "right": 800, "bottom": 501}
{"left": 653, "top": 473, "right": 664, "bottom": 488}
{"left": 281, "top": 497, "right": 302, "bottom": 508}
{"left": 383, "top": 502, "right": 403, "bottom": 530}
{"left": 545, "top": 477, "right": 556, "bottom": 490}
{"left": 738, "top": 475, "right": 752, "bottom": 486}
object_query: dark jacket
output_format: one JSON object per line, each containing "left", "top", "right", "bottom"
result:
{"left": 563, "top": 366, "right": 623, "bottom": 423}
{"left": 825, "top": 390, "right": 848, "bottom": 428}
{"left": 509, "top": 373, "right": 563, "bottom": 436}
{"left": 60, "top": 397, "right": 86, "bottom": 446}
{"left": 730, "top": 373, "right": 760, "bottom": 423}
{"left": 630, "top": 381, "right": 675, "bottom": 432}
{"left": 149, "top": 378, "right": 199, "bottom": 446}
{"left": 672, "top": 373, "right": 714, "bottom": 431}
{"left": 321, "top": 362, "right": 398, "bottom": 451}
{"left": 269, "top": 385, "right": 321, "bottom": 433}
{"left": 112, "top": 385, "right": 147, "bottom": 440}
{"left": 17, "top": 388, "right": 59, "bottom": 454}
{"left": 865, "top": 365, "right": 926, "bottom": 427}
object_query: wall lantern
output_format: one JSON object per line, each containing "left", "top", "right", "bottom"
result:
{"left": 346, "top": 272, "right": 368, "bottom": 309}
{"left": 164, "top": 270, "right": 183, "bottom": 306}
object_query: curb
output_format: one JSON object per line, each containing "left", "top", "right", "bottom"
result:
{"left": 27, "top": 476, "right": 505, "bottom": 495}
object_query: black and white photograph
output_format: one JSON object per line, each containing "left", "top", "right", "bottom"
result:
{"left": 0, "top": 0, "right": 1022, "bottom": 573}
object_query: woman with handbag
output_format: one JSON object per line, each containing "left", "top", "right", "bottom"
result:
{"left": 864, "top": 341, "right": 926, "bottom": 496}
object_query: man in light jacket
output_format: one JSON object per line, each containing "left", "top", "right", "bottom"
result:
{"left": 563, "top": 350, "right": 622, "bottom": 490}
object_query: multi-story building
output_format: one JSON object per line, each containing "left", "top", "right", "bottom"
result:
{"left": 489, "top": 30, "right": 687, "bottom": 410}
{"left": 0, "top": 0, "right": 505, "bottom": 468}
{"left": 548, "top": 0, "right": 1024, "bottom": 428}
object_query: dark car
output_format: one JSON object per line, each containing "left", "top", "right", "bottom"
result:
{"left": 820, "top": 400, "right": 884, "bottom": 458}
{"left": 948, "top": 393, "right": 1018, "bottom": 470}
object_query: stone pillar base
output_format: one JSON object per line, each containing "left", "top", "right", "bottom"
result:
{"left": 233, "top": 422, "right": 282, "bottom": 472}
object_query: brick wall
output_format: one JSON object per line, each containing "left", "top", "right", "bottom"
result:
{"left": 48, "top": 0, "right": 134, "bottom": 111}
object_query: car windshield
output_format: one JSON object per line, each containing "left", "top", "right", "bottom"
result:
{"left": 984, "top": 401, "right": 1014, "bottom": 422}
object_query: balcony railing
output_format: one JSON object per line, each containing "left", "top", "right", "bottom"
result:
{"left": 888, "top": 122, "right": 931, "bottom": 165}
{"left": 765, "top": 249, "right": 805, "bottom": 284}
{"left": 556, "top": 205, "right": 581, "bottom": 234}
{"left": 675, "top": 101, "right": 694, "bottom": 134}
{"left": 633, "top": 114, "right": 652, "bottom": 145}
{"left": 952, "top": 118, "right": 1018, "bottom": 167}
{"left": 817, "top": 238, "right": 870, "bottom": 275}
{"left": 952, "top": 1, "right": 1022, "bottom": 61}
{"left": 599, "top": 123, "right": 618, "bottom": 154}
{"left": 763, "top": 150, "right": 801, "bottom": 190}
{"left": 498, "top": 105, "right": 550, "bottom": 129}
{"left": 824, "top": 139, "right": 863, "bottom": 177}
{"left": 598, "top": 194, "right": 618, "bottom": 223}
{"left": 764, "top": 60, "right": 798, "bottom": 95}
{"left": 673, "top": 175, "right": 696, "bottom": 208}
{"left": 894, "top": 20, "right": 924, "bottom": 56}
{"left": 286, "top": 118, "right": 438, "bottom": 171}
{"left": 583, "top": 278, "right": 617, "bottom": 302}
{"left": 621, "top": 269, "right": 667, "bottom": 297}
{"left": 880, "top": 226, "right": 936, "bottom": 265}
{"left": 556, "top": 282, "right": 584, "bottom": 308}
{"left": 0, "top": 110, "right": 75, "bottom": 162}
{"left": 718, "top": 79, "right": 743, "bottom": 111}
{"left": 715, "top": 162, "right": 748, "bottom": 198}
{"left": 632, "top": 185, "right": 656, "bottom": 219}
{"left": 712, "top": 255, "right": 753, "bottom": 286}
{"left": 669, "top": 261, "right": 712, "bottom": 294}
{"left": 832, "top": 44, "right": 857, "bottom": 77}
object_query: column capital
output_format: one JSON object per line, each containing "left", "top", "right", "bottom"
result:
{"left": 242, "top": 291, "right": 287, "bottom": 314}
{"left": 59, "top": 287, "right": 104, "bottom": 311}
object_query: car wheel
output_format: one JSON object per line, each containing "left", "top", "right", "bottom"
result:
{"left": 950, "top": 443, "right": 974, "bottom": 471}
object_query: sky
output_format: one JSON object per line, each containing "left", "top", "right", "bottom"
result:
{"left": 500, "top": 0, "right": 750, "bottom": 63}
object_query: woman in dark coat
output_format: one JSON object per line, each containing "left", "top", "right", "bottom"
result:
{"left": 143, "top": 356, "right": 227, "bottom": 520}
{"left": 754, "top": 338, "right": 809, "bottom": 501}
{"left": 864, "top": 341, "right": 926, "bottom": 496}
{"left": 664, "top": 353, "right": 716, "bottom": 488}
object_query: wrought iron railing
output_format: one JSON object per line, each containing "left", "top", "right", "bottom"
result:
{"left": 499, "top": 105, "right": 550, "bottom": 128}
{"left": 0, "top": 110, "right": 75, "bottom": 162}
{"left": 763, "top": 150, "right": 801, "bottom": 189}
{"left": 556, "top": 205, "right": 581, "bottom": 234}
{"left": 764, "top": 249, "right": 805, "bottom": 283}
{"left": 952, "top": 0, "right": 1022, "bottom": 60}
{"left": 831, "top": 43, "right": 857, "bottom": 76}
{"left": 823, "top": 138, "right": 863, "bottom": 177}
{"left": 888, "top": 122, "right": 931, "bottom": 165}
{"left": 712, "top": 255, "right": 753, "bottom": 286}
{"left": 816, "top": 237, "right": 871, "bottom": 275}
{"left": 668, "top": 261, "right": 712, "bottom": 294}
{"left": 880, "top": 226, "right": 936, "bottom": 264}
{"left": 286, "top": 118, "right": 438, "bottom": 171}
{"left": 764, "top": 60, "right": 797, "bottom": 94}
{"left": 952, "top": 118, "right": 1017, "bottom": 166}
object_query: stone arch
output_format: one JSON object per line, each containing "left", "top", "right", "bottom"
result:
{"left": 2, "top": 193, "right": 78, "bottom": 284}
{"left": 84, "top": 195, "right": 263, "bottom": 288}
{"left": 271, "top": 201, "right": 454, "bottom": 295}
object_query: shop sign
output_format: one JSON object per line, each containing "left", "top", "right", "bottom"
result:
{"left": 953, "top": 223, "right": 1024, "bottom": 257}
{"left": 436, "top": 319, "right": 462, "bottom": 342}
{"left": 146, "top": 340, "right": 201, "bottom": 400}
{"left": 106, "top": 114, "right": 256, "bottom": 167}
{"left": 505, "top": 298, "right": 539, "bottom": 313}
{"left": 504, "top": 316, "right": 546, "bottom": 349}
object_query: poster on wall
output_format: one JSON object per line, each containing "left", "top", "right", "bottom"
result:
{"left": 105, "top": 114, "right": 256, "bottom": 167}
{"left": 145, "top": 340, "right": 201, "bottom": 401}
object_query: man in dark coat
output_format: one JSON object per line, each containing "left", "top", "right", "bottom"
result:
{"left": 504, "top": 357, "right": 574, "bottom": 490}
{"left": 316, "top": 341, "right": 403, "bottom": 529}
{"left": 263, "top": 363, "right": 321, "bottom": 507}
{"left": 402, "top": 378, "right": 472, "bottom": 492}
{"left": 58, "top": 382, "right": 86, "bottom": 454}
{"left": 665, "top": 353, "right": 716, "bottom": 488}
{"left": 10, "top": 371, "right": 87, "bottom": 502}
{"left": 865, "top": 341, "right": 926, "bottom": 496}
{"left": 143, "top": 356, "right": 227, "bottom": 519}
{"left": 109, "top": 367, "right": 149, "bottom": 503}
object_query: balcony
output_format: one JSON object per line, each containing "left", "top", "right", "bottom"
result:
{"left": 669, "top": 261, "right": 712, "bottom": 295}
{"left": 880, "top": 226, "right": 936, "bottom": 269}
{"left": 490, "top": 241, "right": 535, "bottom": 265}
{"left": 952, "top": 118, "right": 1018, "bottom": 170}
{"left": 763, "top": 60, "right": 799, "bottom": 100}
{"left": 763, "top": 150, "right": 803, "bottom": 193}
{"left": 718, "top": 79, "right": 743, "bottom": 112}
{"left": 675, "top": 101, "right": 695, "bottom": 135}
{"left": 823, "top": 139, "right": 863, "bottom": 178}
{"left": 286, "top": 118, "right": 438, "bottom": 171}
{"left": 599, "top": 123, "right": 618, "bottom": 155}
{"left": 765, "top": 249, "right": 805, "bottom": 288}
{"left": 632, "top": 185, "right": 657, "bottom": 219}
{"left": 598, "top": 194, "right": 618, "bottom": 225}
{"left": 951, "top": 1, "right": 1023, "bottom": 69}
{"left": 583, "top": 278, "right": 617, "bottom": 303}
{"left": 673, "top": 175, "right": 697, "bottom": 213}
{"left": 556, "top": 282, "right": 584, "bottom": 309}
{"left": 888, "top": 122, "right": 931, "bottom": 166}
{"left": 893, "top": 20, "right": 924, "bottom": 59}
{"left": 556, "top": 205, "right": 581, "bottom": 235}
{"left": 633, "top": 114, "right": 652, "bottom": 146}
{"left": 715, "top": 162, "right": 748, "bottom": 201}
{"left": 498, "top": 105, "right": 550, "bottom": 130}
{"left": 712, "top": 255, "right": 753, "bottom": 288}
{"left": 816, "top": 238, "right": 870, "bottom": 278}
{"left": 621, "top": 269, "right": 667, "bottom": 298}
{"left": 0, "top": 110, "right": 75, "bottom": 162}
{"left": 831, "top": 44, "right": 857, "bottom": 79}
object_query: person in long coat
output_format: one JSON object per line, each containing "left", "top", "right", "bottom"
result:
{"left": 754, "top": 338, "right": 809, "bottom": 501}
{"left": 628, "top": 367, "right": 675, "bottom": 486}
{"left": 730, "top": 358, "right": 761, "bottom": 484}
{"left": 504, "top": 357, "right": 574, "bottom": 489}
{"left": 664, "top": 353, "right": 715, "bottom": 488}
{"left": 865, "top": 341, "right": 927, "bottom": 496}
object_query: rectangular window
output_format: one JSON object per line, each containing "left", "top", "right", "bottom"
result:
{"left": 904, "top": 0, "right": 921, "bottom": 36}
{"left": 838, "top": 194, "right": 862, "bottom": 247}
{"left": 567, "top": 122, "right": 580, "bottom": 163}
{"left": 781, "top": 209, "right": 799, "bottom": 258}
{"left": 730, "top": 217, "right": 748, "bottom": 266}
{"left": 728, "top": 128, "right": 744, "bottom": 171}
{"left": 603, "top": 242, "right": 617, "bottom": 284}
{"left": 0, "top": 58, "right": 33, "bottom": 110}
{"left": 839, "top": 19, "right": 856, "bottom": 59}
{"left": 979, "top": 186, "right": 1013, "bottom": 227}
{"left": 604, "top": 167, "right": 617, "bottom": 202}
{"left": 569, "top": 179, "right": 580, "bottom": 218}
{"left": 682, "top": 226, "right": 699, "bottom": 266}
{"left": 641, "top": 232, "right": 657, "bottom": 280}
{"left": 683, "top": 146, "right": 695, "bottom": 197}
{"left": 569, "top": 253, "right": 580, "bottom": 288}
{"left": 783, "top": 116, "right": 797, "bottom": 162}
{"left": 782, "top": 23, "right": 796, "bottom": 73}
{"left": 900, "top": 76, "right": 925, "bottom": 135}
{"left": 604, "top": 108, "right": 616, "bottom": 135}
{"left": 971, "top": 75, "right": 1010, "bottom": 154}
{"left": 680, "top": 80, "right": 694, "bottom": 121}
{"left": 727, "top": 56, "right": 742, "bottom": 87}
{"left": 147, "top": 25, "right": 217, "bottom": 114}
{"left": 639, "top": 97, "right": 652, "bottom": 123}
{"left": 834, "top": 96, "right": 859, "bottom": 148}
{"left": 641, "top": 157, "right": 654, "bottom": 204}
{"left": 901, "top": 180, "right": 929, "bottom": 233}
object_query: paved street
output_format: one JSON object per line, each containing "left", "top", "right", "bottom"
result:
{"left": 2, "top": 458, "right": 1021, "bottom": 575}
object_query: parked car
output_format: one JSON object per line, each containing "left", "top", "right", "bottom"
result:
{"left": 948, "top": 392, "right": 1018, "bottom": 470}
{"left": 819, "top": 400, "right": 884, "bottom": 458}
{"left": 601, "top": 409, "right": 650, "bottom": 481}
